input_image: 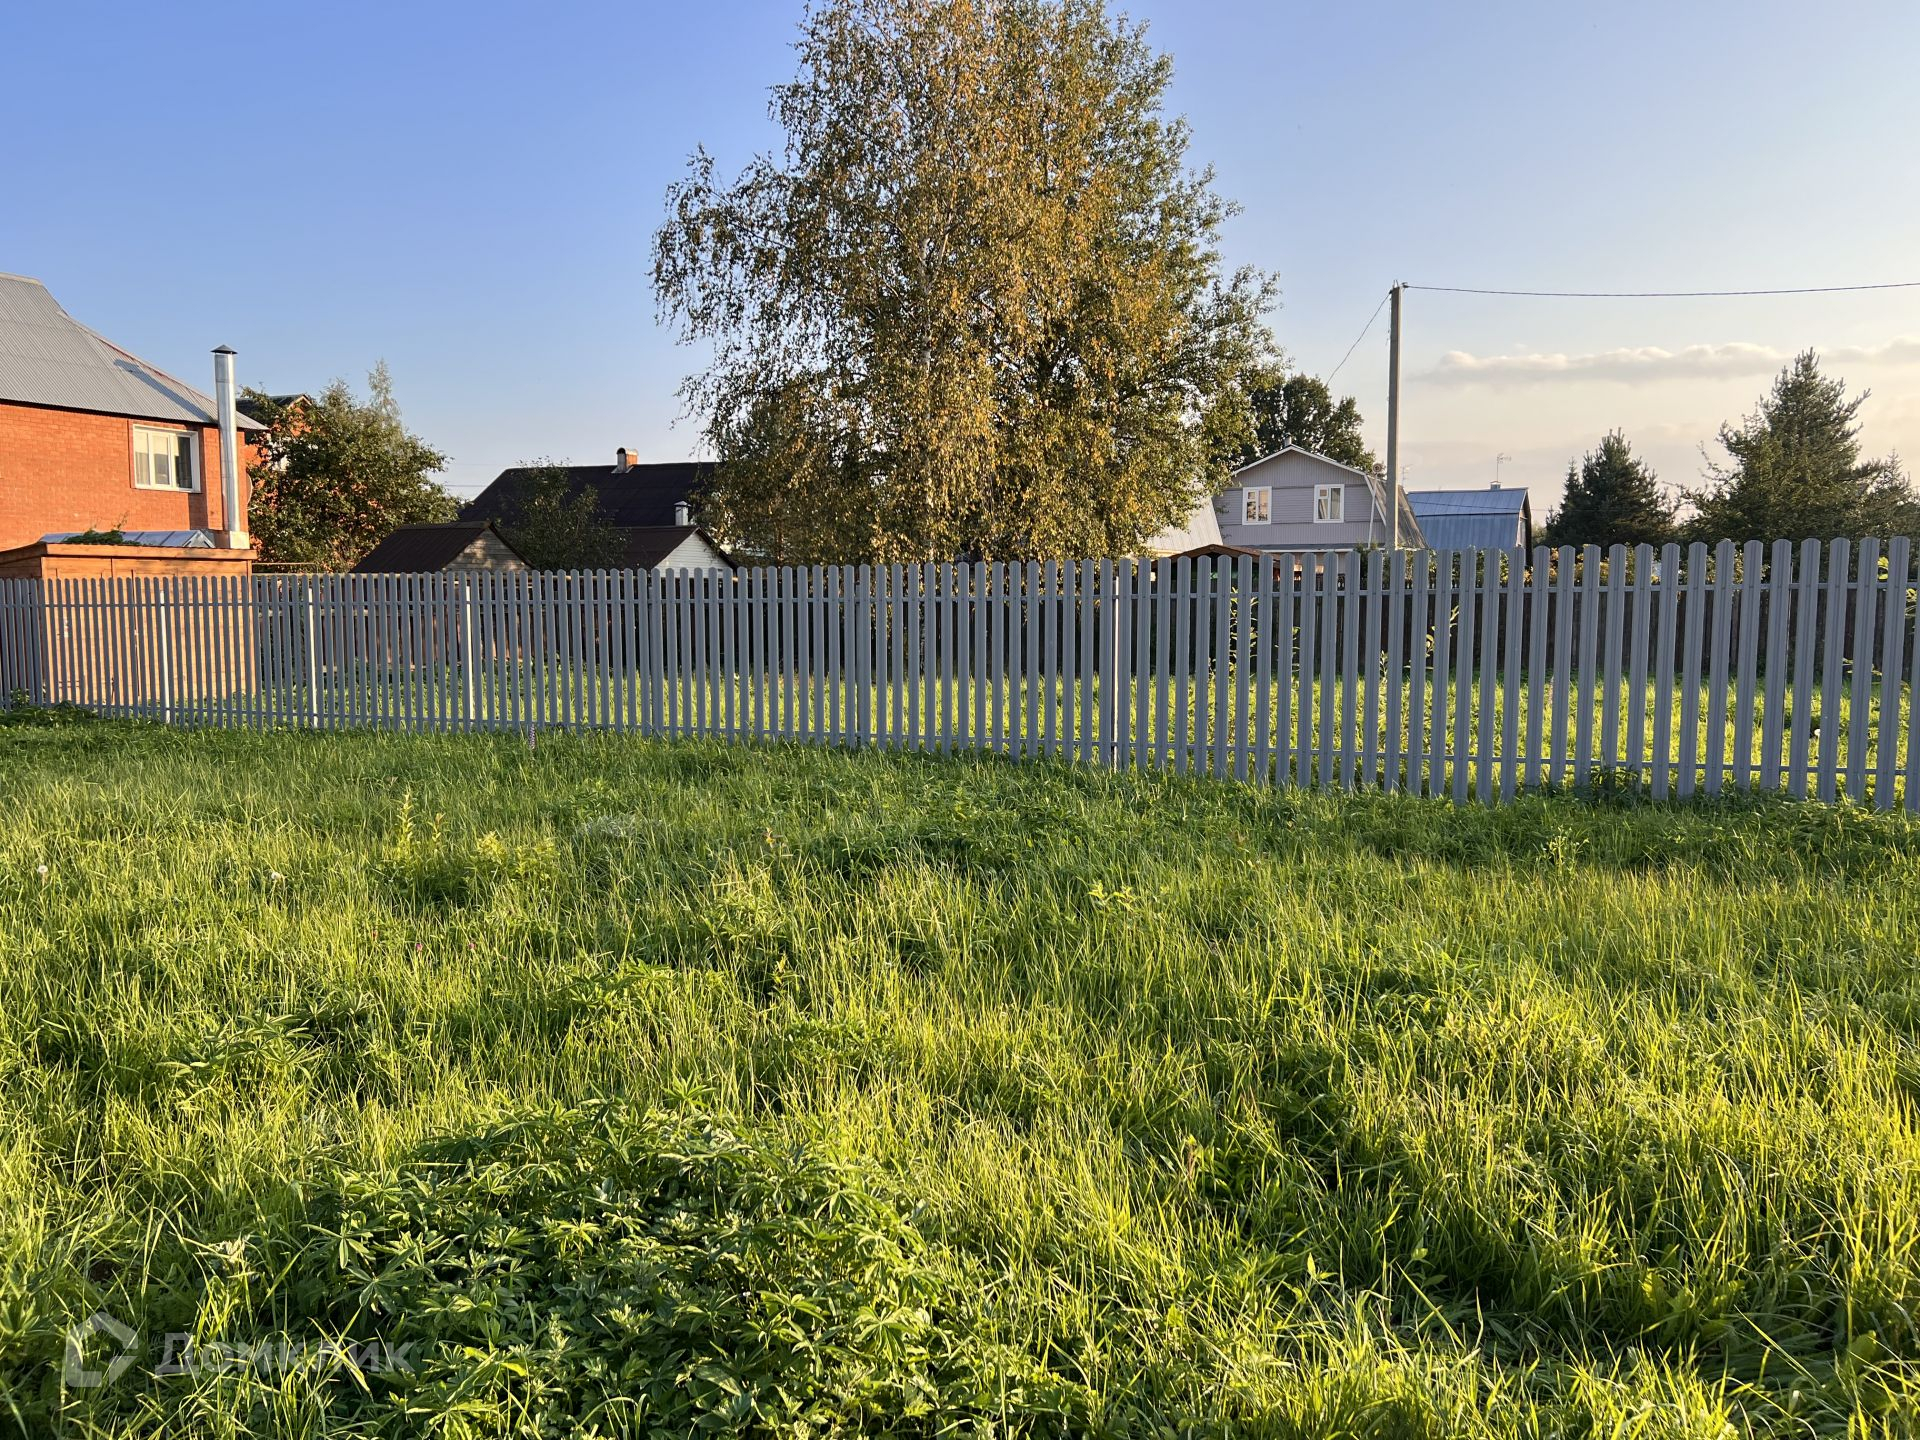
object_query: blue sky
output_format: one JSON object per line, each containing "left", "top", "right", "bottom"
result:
{"left": 5, "top": 0, "right": 1918, "bottom": 508}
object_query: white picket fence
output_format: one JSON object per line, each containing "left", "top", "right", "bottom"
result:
{"left": 2, "top": 537, "right": 1917, "bottom": 808}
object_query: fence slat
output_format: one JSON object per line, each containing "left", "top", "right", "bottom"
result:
{"left": 1877, "top": 537, "right": 1910, "bottom": 809}
{"left": 1847, "top": 538, "right": 1880, "bottom": 802}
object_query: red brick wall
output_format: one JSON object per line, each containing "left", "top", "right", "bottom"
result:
{"left": 0, "top": 400, "right": 249, "bottom": 550}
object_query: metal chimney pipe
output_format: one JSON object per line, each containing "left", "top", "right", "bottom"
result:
{"left": 212, "top": 346, "right": 246, "bottom": 548}
{"left": 673, "top": 501, "right": 691, "bottom": 527}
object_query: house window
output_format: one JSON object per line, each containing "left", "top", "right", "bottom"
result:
{"left": 1314, "top": 483, "right": 1344, "bottom": 523}
{"left": 133, "top": 427, "right": 200, "bottom": 492}
{"left": 1242, "top": 486, "right": 1271, "bottom": 525}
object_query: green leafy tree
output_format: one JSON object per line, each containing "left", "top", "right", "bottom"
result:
{"left": 1542, "top": 430, "right": 1676, "bottom": 549}
{"left": 493, "top": 461, "right": 630, "bottom": 570}
{"left": 1225, "top": 367, "right": 1376, "bottom": 473}
{"left": 653, "top": 0, "right": 1275, "bottom": 563}
{"left": 244, "top": 364, "right": 454, "bottom": 570}
{"left": 1690, "top": 350, "right": 1918, "bottom": 542}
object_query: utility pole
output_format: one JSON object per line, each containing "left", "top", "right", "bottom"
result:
{"left": 1385, "top": 283, "right": 1404, "bottom": 548}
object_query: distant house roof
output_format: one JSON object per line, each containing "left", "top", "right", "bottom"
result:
{"left": 41, "top": 528, "right": 215, "bottom": 548}
{"left": 237, "top": 392, "right": 312, "bottom": 424}
{"left": 351, "top": 521, "right": 525, "bottom": 573}
{"left": 620, "top": 525, "right": 732, "bottom": 569}
{"left": 463, "top": 459, "right": 715, "bottom": 530}
{"left": 0, "top": 273, "right": 263, "bottom": 429}
{"left": 1406, "top": 486, "right": 1534, "bottom": 552}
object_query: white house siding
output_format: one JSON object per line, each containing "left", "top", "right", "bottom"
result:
{"left": 1212, "top": 449, "right": 1405, "bottom": 554}
{"left": 660, "top": 533, "right": 732, "bottom": 570}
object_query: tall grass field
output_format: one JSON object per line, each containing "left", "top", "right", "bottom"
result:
{"left": 2, "top": 711, "right": 1917, "bottom": 1436}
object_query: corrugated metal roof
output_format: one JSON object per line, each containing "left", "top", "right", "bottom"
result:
{"left": 1413, "top": 511, "right": 1529, "bottom": 551}
{"left": 41, "top": 529, "right": 215, "bottom": 548}
{"left": 1407, "top": 487, "right": 1532, "bottom": 551}
{"left": 1406, "top": 487, "right": 1529, "bottom": 516}
{"left": 0, "top": 273, "right": 260, "bottom": 428}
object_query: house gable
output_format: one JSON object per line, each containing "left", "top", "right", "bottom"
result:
{"left": 1213, "top": 447, "right": 1422, "bottom": 552}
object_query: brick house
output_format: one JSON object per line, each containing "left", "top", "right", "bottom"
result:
{"left": 0, "top": 272, "right": 261, "bottom": 578}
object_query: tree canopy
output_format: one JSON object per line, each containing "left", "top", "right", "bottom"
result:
{"left": 653, "top": 0, "right": 1274, "bottom": 563}
{"left": 1690, "top": 350, "right": 1917, "bottom": 543}
{"left": 1223, "top": 368, "right": 1376, "bottom": 474}
{"left": 1542, "top": 430, "right": 1676, "bottom": 550}
{"left": 243, "top": 365, "right": 454, "bottom": 570}
{"left": 492, "top": 462, "right": 629, "bottom": 570}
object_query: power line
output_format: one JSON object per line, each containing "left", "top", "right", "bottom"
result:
{"left": 1325, "top": 291, "right": 1390, "bottom": 384}
{"left": 1406, "top": 280, "right": 1920, "bottom": 299}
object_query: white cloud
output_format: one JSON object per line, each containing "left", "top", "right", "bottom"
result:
{"left": 1425, "top": 336, "right": 1920, "bottom": 386}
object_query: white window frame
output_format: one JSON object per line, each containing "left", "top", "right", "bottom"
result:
{"left": 132, "top": 426, "right": 202, "bottom": 493}
{"left": 1241, "top": 485, "right": 1271, "bottom": 525}
{"left": 1313, "top": 483, "right": 1344, "bottom": 524}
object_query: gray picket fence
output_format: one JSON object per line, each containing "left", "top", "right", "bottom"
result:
{"left": 2, "top": 537, "right": 1916, "bottom": 807}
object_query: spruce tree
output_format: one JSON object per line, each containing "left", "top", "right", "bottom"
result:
{"left": 1542, "top": 430, "right": 1676, "bottom": 549}
{"left": 1691, "top": 350, "right": 1918, "bottom": 542}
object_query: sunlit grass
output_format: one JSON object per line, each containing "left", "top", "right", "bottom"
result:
{"left": 2, "top": 714, "right": 1917, "bottom": 1435}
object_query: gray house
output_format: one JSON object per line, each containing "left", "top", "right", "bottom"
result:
{"left": 1208, "top": 446, "right": 1422, "bottom": 556}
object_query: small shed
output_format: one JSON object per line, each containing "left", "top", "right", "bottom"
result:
{"left": 1405, "top": 486, "right": 1534, "bottom": 554}
{"left": 351, "top": 521, "right": 528, "bottom": 574}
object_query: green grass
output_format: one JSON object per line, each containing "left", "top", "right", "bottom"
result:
{"left": 3, "top": 713, "right": 1919, "bottom": 1436}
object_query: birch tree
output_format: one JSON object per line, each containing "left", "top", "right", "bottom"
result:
{"left": 653, "top": 0, "right": 1273, "bottom": 562}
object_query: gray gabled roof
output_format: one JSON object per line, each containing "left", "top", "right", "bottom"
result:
{"left": 0, "top": 272, "right": 261, "bottom": 429}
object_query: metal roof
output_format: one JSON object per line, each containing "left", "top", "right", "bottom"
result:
{"left": 41, "top": 529, "right": 215, "bottom": 548}
{"left": 0, "top": 273, "right": 261, "bottom": 428}
{"left": 1406, "top": 487, "right": 1530, "bottom": 516}
{"left": 1406, "top": 487, "right": 1533, "bottom": 552}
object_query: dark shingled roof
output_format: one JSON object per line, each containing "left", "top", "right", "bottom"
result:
{"left": 352, "top": 521, "right": 523, "bottom": 574}
{"left": 463, "top": 461, "right": 714, "bottom": 529}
